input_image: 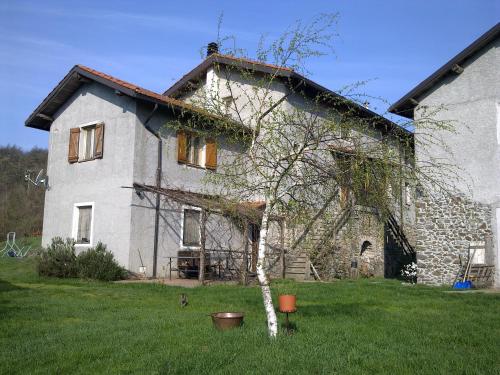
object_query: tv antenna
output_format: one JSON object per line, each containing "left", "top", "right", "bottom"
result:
{"left": 24, "top": 169, "right": 49, "bottom": 189}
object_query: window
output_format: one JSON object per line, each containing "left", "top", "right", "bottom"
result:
{"left": 73, "top": 204, "right": 94, "bottom": 245}
{"left": 404, "top": 183, "right": 412, "bottom": 206}
{"left": 177, "top": 131, "right": 217, "bottom": 170}
{"left": 222, "top": 96, "right": 234, "bottom": 114}
{"left": 182, "top": 209, "right": 201, "bottom": 247}
{"left": 81, "top": 126, "right": 96, "bottom": 161}
{"left": 339, "top": 123, "right": 350, "bottom": 139}
{"left": 472, "top": 248, "right": 485, "bottom": 264}
{"left": 68, "top": 122, "right": 104, "bottom": 163}
{"left": 186, "top": 133, "right": 205, "bottom": 166}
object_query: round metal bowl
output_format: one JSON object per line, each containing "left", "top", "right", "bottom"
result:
{"left": 210, "top": 312, "right": 244, "bottom": 331}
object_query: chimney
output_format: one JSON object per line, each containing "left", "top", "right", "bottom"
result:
{"left": 207, "top": 42, "right": 219, "bottom": 57}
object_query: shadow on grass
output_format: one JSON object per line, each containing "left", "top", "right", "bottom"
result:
{"left": 298, "top": 303, "right": 369, "bottom": 317}
{"left": 0, "top": 278, "right": 26, "bottom": 317}
{"left": 0, "top": 278, "right": 24, "bottom": 293}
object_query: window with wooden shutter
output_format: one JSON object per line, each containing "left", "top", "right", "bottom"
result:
{"left": 205, "top": 137, "right": 217, "bottom": 170}
{"left": 68, "top": 128, "right": 80, "bottom": 163}
{"left": 177, "top": 130, "right": 187, "bottom": 164}
{"left": 94, "top": 123, "right": 104, "bottom": 159}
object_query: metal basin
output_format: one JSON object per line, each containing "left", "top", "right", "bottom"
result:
{"left": 211, "top": 312, "right": 244, "bottom": 331}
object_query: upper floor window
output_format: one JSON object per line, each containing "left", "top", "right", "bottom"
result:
{"left": 187, "top": 133, "right": 204, "bottom": 166}
{"left": 177, "top": 130, "right": 217, "bottom": 170}
{"left": 68, "top": 122, "right": 104, "bottom": 163}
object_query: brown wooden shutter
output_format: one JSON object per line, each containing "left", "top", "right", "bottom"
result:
{"left": 205, "top": 138, "right": 217, "bottom": 170}
{"left": 177, "top": 130, "right": 187, "bottom": 163}
{"left": 68, "top": 128, "right": 80, "bottom": 163}
{"left": 94, "top": 123, "right": 104, "bottom": 159}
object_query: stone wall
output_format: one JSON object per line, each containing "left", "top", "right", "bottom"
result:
{"left": 290, "top": 206, "right": 386, "bottom": 279}
{"left": 416, "top": 194, "right": 493, "bottom": 285}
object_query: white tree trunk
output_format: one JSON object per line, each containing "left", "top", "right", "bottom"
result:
{"left": 256, "top": 202, "right": 278, "bottom": 337}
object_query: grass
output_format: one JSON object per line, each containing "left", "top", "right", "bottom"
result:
{"left": 1, "top": 258, "right": 499, "bottom": 375}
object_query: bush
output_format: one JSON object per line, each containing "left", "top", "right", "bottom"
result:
{"left": 76, "top": 242, "right": 125, "bottom": 281}
{"left": 37, "top": 237, "right": 78, "bottom": 278}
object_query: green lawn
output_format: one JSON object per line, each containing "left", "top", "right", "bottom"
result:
{"left": 1, "top": 258, "right": 499, "bottom": 375}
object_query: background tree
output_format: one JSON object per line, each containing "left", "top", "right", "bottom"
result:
{"left": 0, "top": 145, "right": 47, "bottom": 241}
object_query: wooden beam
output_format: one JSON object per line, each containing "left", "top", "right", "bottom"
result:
{"left": 198, "top": 209, "right": 207, "bottom": 285}
{"left": 241, "top": 219, "right": 249, "bottom": 285}
{"left": 451, "top": 64, "right": 464, "bottom": 74}
{"left": 76, "top": 73, "right": 91, "bottom": 83}
{"left": 409, "top": 98, "right": 419, "bottom": 106}
{"left": 36, "top": 113, "right": 53, "bottom": 122}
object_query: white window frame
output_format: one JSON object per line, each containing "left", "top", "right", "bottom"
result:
{"left": 77, "top": 120, "right": 102, "bottom": 162}
{"left": 72, "top": 202, "right": 95, "bottom": 248}
{"left": 185, "top": 133, "right": 206, "bottom": 168}
{"left": 180, "top": 205, "right": 202, "bottom": 249}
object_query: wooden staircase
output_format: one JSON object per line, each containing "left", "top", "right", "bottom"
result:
{"left": 284, "top": 252, "right": 312, "bottom": 280}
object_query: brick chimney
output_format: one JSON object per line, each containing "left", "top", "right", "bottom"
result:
{"left": 207, "top": 42, "right": 219, "bottom": 57}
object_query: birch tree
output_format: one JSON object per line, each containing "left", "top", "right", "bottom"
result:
{"left": 165, "top": 14, "right": 458, "bottom": 337}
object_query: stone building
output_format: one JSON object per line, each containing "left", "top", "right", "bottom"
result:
{"left": 389, "top": 23, "right": 499, "bottom": 286}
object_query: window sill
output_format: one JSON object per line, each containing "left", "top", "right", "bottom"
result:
{"left": 181, "top": 244, "right": 201, "bottom": 249}
{"left": 178, "top": 161, "right": 216, "bottom": 171}
{"left": 178, "top": 161, "right": 205, "bottom": 170}
{"left": 78, "top": 157, "right": 97, "bottom": 163}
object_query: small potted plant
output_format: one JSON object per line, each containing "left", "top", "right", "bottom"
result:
{"left": 276, "top": 282, "right": 297, "bottom": 312}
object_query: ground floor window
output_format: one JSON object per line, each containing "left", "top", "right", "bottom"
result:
{"left": 182, "top": 209, "right": 201, "bottom": 247}
{"left": 73, "top": 203, "right": 94, "bottom": 245}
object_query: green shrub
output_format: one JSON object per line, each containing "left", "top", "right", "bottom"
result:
{"left": 37, "top": 237, "right": 77, "bottom": 278}
{"left": 76, "top": 242, "right": 125, "bottom": 281}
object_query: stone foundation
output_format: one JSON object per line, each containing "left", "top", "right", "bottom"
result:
{"left": 297, "top": 207, "right": 386, "bottom": 279}
{"left": 416, "top": 194, "right": 493, "bottom": 285}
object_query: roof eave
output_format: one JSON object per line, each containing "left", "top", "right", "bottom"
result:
{"left": 389, "top": 22, "right": 500, "bottom": 119}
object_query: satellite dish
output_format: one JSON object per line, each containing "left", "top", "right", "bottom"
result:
{"left": 35, "top": 169, "right": 43, "bottom": 184}
{"left": 24, "top": 169, "right": 49, "bottom": 189}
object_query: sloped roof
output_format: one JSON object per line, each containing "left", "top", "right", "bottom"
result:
{"left": 25, "top": 65, "right": 248, "bottom": 133}
{"left": 163, "top": 53, "right": 411, "bottom": 138}
{"left": 389, "top": 22, "right": 500, "bottom": 119}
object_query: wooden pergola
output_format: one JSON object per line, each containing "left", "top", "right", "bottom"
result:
{"left": 131, "top": 183, "right": 286, "bottom": 284}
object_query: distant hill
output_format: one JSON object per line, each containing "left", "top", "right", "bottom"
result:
{"left": 0, "top": 145, "right": 47, "bottom": 240}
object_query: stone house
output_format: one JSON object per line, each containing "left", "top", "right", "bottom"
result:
{"left": 26, "top": 45, "right": 414, "bottom": 280}
{"left": 389, "top": 23, "right": 499, "bottom": 286}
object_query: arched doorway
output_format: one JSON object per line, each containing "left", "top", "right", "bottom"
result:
{"left": 360, "top": 240, "right": 373, "bottom": 256}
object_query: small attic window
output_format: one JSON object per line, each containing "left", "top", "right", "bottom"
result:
{"left": 222, "top": 96, "right": 234, "bottom": 113}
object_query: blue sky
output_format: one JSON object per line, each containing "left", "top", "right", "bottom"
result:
{"left": 1, "top": 0, "right": 498, "bottom": 150}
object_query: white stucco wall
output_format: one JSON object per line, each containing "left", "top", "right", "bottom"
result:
{"left": 42, "top": 82, "right": 137, "bottom": 267}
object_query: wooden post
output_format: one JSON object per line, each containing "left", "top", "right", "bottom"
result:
{"left": 280, "top": 219, "right": 286, "bottom": 279}
{"left": 241, "top": 219, "right": 249, "bottom": 285}
{"left": 199, "top": 209, "right": 207, "bottom": 285}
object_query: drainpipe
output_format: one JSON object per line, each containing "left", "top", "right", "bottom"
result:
{"left": 143, "top": 103, "right": 161, "bottom": 278}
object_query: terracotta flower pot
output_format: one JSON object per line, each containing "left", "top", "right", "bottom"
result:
{"left": 279, "top": 294, "right": 297, "bottom": 313}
